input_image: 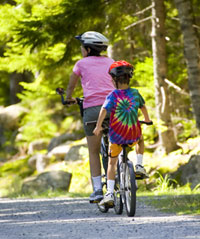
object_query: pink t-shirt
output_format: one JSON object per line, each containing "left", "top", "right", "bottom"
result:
{"left": 73, "top": 56, "right": 115, "bottom": 109}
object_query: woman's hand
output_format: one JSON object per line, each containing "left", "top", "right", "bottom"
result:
{"left": 65, "top": 97, "right": 77, "bottom": 105}
{"left": 93, "top": 126, "right": 103, "bottom": 136}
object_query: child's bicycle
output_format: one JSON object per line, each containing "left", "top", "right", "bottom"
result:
{"left": 97, "top": 120, "right": 152, "bottom": 217}
{"left": 56, "top": 87, "right": 153, "bottom": 216}
{"left": 113, "top": 133, "right": 151, "bottom": 217}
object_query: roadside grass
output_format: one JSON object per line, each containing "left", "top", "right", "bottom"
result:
{"left": 137, "top": 179, "right": 200, "bottom": 215}
{"left": 138, "top": 192, "right": 200, "bottom": 215}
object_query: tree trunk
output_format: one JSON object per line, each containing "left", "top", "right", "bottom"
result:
{"left": 10, "top": 73, "right": 22, "bottom": 104}
{"left": 9, "top": 72, "right": 32, "bottom": 105}
{"left": 151, "top": 0, "right": 179, "bottom": 154}
{"left": 174, "top": 0, "right": 200, "bottom": 131}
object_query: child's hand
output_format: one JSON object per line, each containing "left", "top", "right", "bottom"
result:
{"left": 145, "top": 120, "right": 153, "bottom": 125}
{"left": 93, "top": 126, "right": 103, "bottom": 136}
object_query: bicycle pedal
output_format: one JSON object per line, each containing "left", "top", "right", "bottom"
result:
{"left": 135, "top": 174, "right": 149, "bottom": 180}
{"left": 105, "top": 202, "right": 114, "bottom": 208}
{"left": 90, "top": 199, "right": 103, "bottom": 204}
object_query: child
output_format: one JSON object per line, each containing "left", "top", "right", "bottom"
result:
{"left": 93, "top": 60, "right": 152, "bottom": 206}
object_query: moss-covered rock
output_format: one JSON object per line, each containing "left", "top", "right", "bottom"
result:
{"left": 21, "top": 170, "right": 72, "bottom": 195}
{"left": 171, "top": 155, "right": 200, "bottom": 189}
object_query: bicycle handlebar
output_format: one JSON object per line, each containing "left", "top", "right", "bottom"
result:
{"left": 56, "top": 88, "right": 153, "bottom": 125}
{"left": 56, "top": 87, "right": 83, "bottom": 106}
{"left": 139, "top": 120, "right": 153, "bottom": 125}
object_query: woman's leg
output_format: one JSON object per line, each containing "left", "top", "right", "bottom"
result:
{"left": 87, "top": 134, "right": 104, "bottom": 202}
{"left": 86, "top": 133, "right": 102, "bottom": 177}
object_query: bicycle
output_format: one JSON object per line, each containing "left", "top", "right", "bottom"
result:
{"left": 113, "top": 126, "right": 150, "bottom": 217}
{"left": 56, "top": 87, "right": 109, "bottom": 213}
{"left": 56, "top": 87, "right": 153, "bottom": 216}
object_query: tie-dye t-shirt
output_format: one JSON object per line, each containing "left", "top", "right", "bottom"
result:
{"left": 103, "top": 87, "right": 145, "bottom": 144}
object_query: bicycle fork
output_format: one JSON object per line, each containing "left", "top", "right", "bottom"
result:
{"left": 119, "top": 150, "right": 126, "bottom": 204}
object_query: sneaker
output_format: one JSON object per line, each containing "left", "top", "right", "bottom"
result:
{"left": 99, "top": 192, "right": 114, "bottom": 207}
{"left": 89, "top": 189, "right": 103, "bottom": 203}
{"left": 135, "top": 164, "right": 148, "bottom": 178}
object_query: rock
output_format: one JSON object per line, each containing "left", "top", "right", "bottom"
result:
{"left": 64, "top": 144, "right": 88, "bottom": 161}
{"left": 48, "top": 132, "right": 84, "bottom": 152}
{"left": 21, "top": 170, "right": 72, "bottom": 194}
{"left": 47, "top": 142, "right": 72, "bottom": 160}
{"left": 171, "top": 155, "right": 200, "bottom": 189}
{"left": 0, "top": 126, "right": 5, "bottom": 147}
{"left": 47, "top": 138, "right": 88, "bottom": 161}
{"left": 28, "top": 140, "right": 48, "bottom": 155}
{"left": 0, "top": 104, "right": 27, "bottom": 130}
{"left": 28, "top": 154, "right": 50, "bottom": 172}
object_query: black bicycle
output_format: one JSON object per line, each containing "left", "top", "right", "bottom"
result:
{"left": 56, "top": 87, "right": 109, "bottom": 213}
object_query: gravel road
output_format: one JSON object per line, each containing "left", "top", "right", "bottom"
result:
{"left": 0, "top": 197, "right": 200, "bottom": 239}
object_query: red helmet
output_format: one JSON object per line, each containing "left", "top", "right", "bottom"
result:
{"left": 109, "top": 60, "right": 133, "bottom": 78}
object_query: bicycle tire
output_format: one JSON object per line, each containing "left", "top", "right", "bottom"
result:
{"left": 124, "top": 160, "right": 136, "bottom": 217}
{"left": 114, "top": 162, "right": 123, "bottom": 214}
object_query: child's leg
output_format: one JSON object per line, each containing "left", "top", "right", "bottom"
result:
{"left": 136, "top": 135, "right": 144, "bottom": 166}
{"left": 106, "top": 143, "right": 122, "bottom": 194}
{"left": 135, "top": 135, "right": 148, "bottom": 176}
{"left": 107, "top": 156, "right": 118, "bottom": 193}
{"left": 99, "top": 155, "right": 118, "bottom": 205}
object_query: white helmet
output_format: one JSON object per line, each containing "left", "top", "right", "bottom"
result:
{"left": 75, "top": 31, "right": 109, "bottom": 52}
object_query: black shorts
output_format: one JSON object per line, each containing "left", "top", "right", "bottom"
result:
{"left": 83, "top": 105, "right": 109, "bottom": 136}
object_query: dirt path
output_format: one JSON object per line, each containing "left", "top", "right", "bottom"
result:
{"left": 0, "top": 197, "right": 200, "bottom": 239}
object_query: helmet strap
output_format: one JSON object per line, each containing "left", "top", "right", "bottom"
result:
{"left": 114, "top": 77, "right": 119, "bottom": 89}
{"left": 85, "top": 47, "right": 91, "bottom": 57}
{"left": 116, "top": 81, "right": 119, "bottom": 89}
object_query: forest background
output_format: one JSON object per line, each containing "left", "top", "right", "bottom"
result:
{"left": 0, "top": 0, "right": 200, "bottom": 214}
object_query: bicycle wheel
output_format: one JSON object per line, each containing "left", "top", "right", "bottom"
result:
{"left": 114, "top": 162, "right": 123, "bottom": 214}
{"left": 124, "top": 160, "right": 136, "bottom": 217}
{"left": 97, "top": 179, "right": 109, "bottom": 213}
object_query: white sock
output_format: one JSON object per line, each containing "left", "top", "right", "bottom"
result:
{"left": 107, "top": 180, "right": 115, "bottom": 194}
{"left": 136, "top": 154, "right": 143, "bottom": 166}
{"left": 92, "top": 176, "right": 102, "bottom": 191}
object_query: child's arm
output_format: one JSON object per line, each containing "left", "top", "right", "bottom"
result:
{"left": 140, "top": 105, "right": 151, "bottom": 122}
{"left": 93, "top": 107, "right": 107, "bottom": 136}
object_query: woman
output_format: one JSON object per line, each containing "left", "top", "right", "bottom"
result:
{"left": 66, "top": 31, "right": 114, "bottom": 203}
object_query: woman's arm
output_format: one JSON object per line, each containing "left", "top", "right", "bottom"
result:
{"left": 66, "top": 72, "right": 79, "bottom": 99}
